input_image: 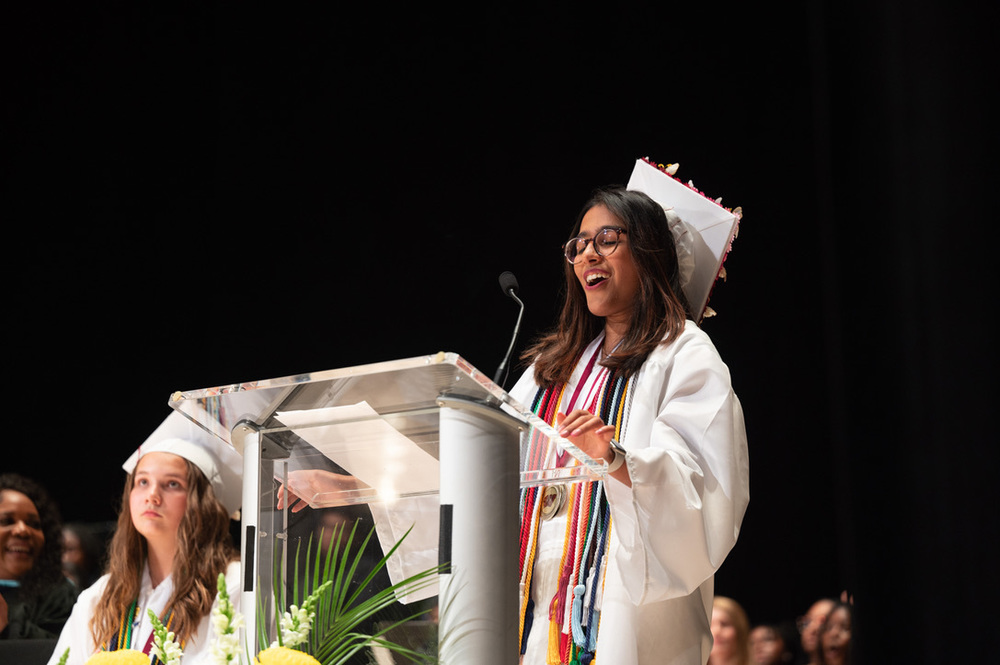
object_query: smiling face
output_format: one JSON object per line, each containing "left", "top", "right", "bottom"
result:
{"left": 129, "top": 452, "right": 190, "bottom": 547}
{"left": 573, "top": 204, "right": 641, "bottom": 327}
{"left": 0, "top": 489, "right": 45, "bottom": 581}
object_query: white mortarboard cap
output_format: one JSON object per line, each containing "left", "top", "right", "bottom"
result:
{"left": 626, "top": 158, "right": 741, "bottom": 322}
{"left": 122, "top": 410, "right": 243, "bottom": 519}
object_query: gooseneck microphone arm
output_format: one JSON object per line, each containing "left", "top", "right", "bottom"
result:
{"left": 493, "top": 271, "right": 525, "bottom": 388}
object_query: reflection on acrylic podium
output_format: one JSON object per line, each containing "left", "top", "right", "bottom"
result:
{"left": 170, "top": 352, "right": 604, "bottom": 665}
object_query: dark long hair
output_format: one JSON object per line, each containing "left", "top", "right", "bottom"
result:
{"left": 522, "top": 187, "right": 692, "bottom": 385}
{"left": 0, "top": 473, "right": 66, "bottom": 597}
{"left": 815, "top": 602, "right": 854, "bottom": 665}
{"left": 91, "top": 459, "right": 238, "bottom": 647}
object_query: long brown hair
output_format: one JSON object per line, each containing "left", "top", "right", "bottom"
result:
{"left": 91, "top": 458, "right": 238, "bottom": 647}
{"left": 522, "top": 187, "right": 692, "bottom": 385}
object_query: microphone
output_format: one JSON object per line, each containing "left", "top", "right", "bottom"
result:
{"left": 498, "top": 270, "right": 519, "bottom": 298}
{"left": 493, "top": 271, "right": 525, "bottom": 388}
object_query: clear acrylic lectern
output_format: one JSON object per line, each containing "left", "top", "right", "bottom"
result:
{"left": 169, "top": 352, "right": 605, "bottom": 664}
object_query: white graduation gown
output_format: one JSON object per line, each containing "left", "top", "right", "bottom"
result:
{"left": 512, "top": 321, "right": 750, "bottom": 665}
{"left": 47, "top": 560, "right": 241, "bottom": 665}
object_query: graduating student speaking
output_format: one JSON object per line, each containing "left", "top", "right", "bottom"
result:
{"left": 512, "top": 159, "right": 750, "bottom": 665}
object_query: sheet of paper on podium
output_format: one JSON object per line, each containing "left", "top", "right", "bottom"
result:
{"left": 276, "top": 401, "right": 440, "bottom": 501}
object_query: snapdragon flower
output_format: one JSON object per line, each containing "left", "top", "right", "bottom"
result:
{"left": 148, "top": 610, "right": 183, "bottom": 665}
{"left": 210, "top": 572, "right": 244, "bottom": 665}
{"left": 270, "top": 580, "right": 332, "bottom": 649}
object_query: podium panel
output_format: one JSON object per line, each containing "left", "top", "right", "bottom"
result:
{"left": 169, "top": 353, "right": 605, "bottom": 664}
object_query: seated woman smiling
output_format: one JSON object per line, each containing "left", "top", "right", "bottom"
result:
{"left": 0, "top": 473, "right": 79, "bottom": 640}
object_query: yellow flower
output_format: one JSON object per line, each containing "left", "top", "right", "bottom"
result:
{"left": 255, "top": 646, "right": 322, "bottom": 665}
{"left": 84, "top": 650, "right": 151, "bottom": 665}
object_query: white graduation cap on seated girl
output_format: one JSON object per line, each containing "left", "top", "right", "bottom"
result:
{"left": 122, "top": 410, "right": 243, "bottom": 520}
{"left": 626, "top": 157, "right": 742, "bottom": 322}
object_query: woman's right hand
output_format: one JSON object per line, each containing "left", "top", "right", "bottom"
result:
{"left": 556, "top": 409, "right": 617, "bottom": 462}
{"left": 556, "top": 409, "right": 632, "bottom": 487}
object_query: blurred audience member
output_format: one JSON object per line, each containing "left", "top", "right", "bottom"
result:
{"left": 750, "top": 621, "right": 800, "bottom": 665}
{"left": 797, "top": 597, "right": 835, "bottom": 665}
{"left": 60, "top": 523, "right": 106, "bottom": 590}
{"left": 708, "top": 595, "right": 751, "bottom": 665}
{"left": 0, "top": 474, "right": 78, "bottom": 639}
{"left": 816, "top": 602, "right": 852, "bottom": 665}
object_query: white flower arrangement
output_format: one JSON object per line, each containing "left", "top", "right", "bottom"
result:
{"left": 271, "top": 580, "right": 332, "bottom": 650}
{"left": 148, "top": 610, "right": 183, "bottom": 665}
{"left": 210, "top": 573, "right": 244, "bottom": 665}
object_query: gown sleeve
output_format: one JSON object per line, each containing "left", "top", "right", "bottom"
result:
{"left": 604, "top": 326, "right": 750, "bottom": 604}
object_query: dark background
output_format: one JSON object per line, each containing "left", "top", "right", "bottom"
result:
{"left": 5, "top": 2, "right": 997, "bottom": 662}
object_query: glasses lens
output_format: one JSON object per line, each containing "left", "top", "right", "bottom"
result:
{"left": 564, "top": 229, "right": 622, "bottom": 263}
{"left": 595, "top": 228, "right": 620, "bottom": 257}
{"left": 564, "top": 237, "right": 585, "bottom": 264}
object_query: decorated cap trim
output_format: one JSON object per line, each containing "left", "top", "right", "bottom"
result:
{"left": 627, "top": 157, "right": 742, "bottom": 321}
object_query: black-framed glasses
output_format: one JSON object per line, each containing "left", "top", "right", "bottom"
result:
{"left": 563, "top": 227, "right": 627, "bottom": 264}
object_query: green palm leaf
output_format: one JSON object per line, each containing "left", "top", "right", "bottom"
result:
{"left": 275, "top": 518, "right": 443, "bottom": 665}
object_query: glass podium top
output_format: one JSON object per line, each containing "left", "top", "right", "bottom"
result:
{"left": 169, "top": 352, "right": 605, "bottom": 507}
